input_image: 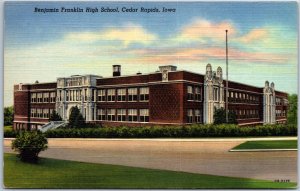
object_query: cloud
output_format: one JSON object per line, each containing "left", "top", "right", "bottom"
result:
{"left": 175, "top": 18, "right": 237, "bottom": 43}
{"left": 65, "top": 23, "right": 157, "bottom": 46}
{"left": 121, "top": 46, "right": 290, "bottom": 65}
{"left": 235, "top": 28, "right": 268, "bottom": 43}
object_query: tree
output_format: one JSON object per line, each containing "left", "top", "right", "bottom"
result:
{"left": 49, "top": 110, "right": 62, "bottom": 121}
{"left": 4, "top": 106, "right": 14, "bottom": 126}
{"left": 68, "top": 106, "right": 86, "bottom": 128}
{"left": 213, "top": 107, "right": 237, "bottom": 124}
{"left": 287, "top": 94, "right": 297, "bottom": 125}
{"left": 12, "top": 131, "right": 48, "bottom": 163}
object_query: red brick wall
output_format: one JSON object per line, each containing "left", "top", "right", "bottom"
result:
{"left": 97, "top": 73, "right": 162, "bottom": 86}
{"left": 227, "top": 81, "right": 263, "bottom": 93}
{"left": 14, "top": 90, "right": 30, "bottom": 125}
{"left": 149, "top": 83, "right": 183, "bottom": 123}
{"left": 30, "top": 82, "right": 57, "bottom": 90}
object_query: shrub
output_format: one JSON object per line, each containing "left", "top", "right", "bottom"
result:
{"left": 42, "top": 124, "right": 297, "bottom": 138}
{"left": 11, "top": 131, "right": 48, "bottom": 163}
{"left": 49, "top": 110, "right": 62, "bottom": 121}
{"left": 68, "top": 106, "right": 86, "bottom": 128}
{"left": 214, "top": 108, "right": 237, "bottom": 124}
{"left": 4, "top": 106, "right": 14, "bottom": 126}
{"left": 4, "top": 129, "right": 17, "bottom": 138}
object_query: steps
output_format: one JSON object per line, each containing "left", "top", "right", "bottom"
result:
{"left": 38, "top": 121, "right": 66, "bottom": 132}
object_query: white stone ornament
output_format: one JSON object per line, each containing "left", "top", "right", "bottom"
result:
{"left": 162, "top": 70, "right": 168, "bottom": 81}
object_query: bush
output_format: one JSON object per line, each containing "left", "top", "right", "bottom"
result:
{"left": 49, "top": 110, "right": 62, "bottom": 121}
{"left": 11, "top": 131, "right": 48, "bottom": 163}
{"left": 42, "top": 124, "right": 297, "bottom": 138}
{"left": 4, "top": 106, "right": 14, "bottom": 126}
{"left": 68, "top": 106, "right": 86, "bottom": 128}
{"left": 214, "top": 108, "right": 237, "bottom": 124}
{"left": 4, "top": 129, "right": 17, "bottom": 138}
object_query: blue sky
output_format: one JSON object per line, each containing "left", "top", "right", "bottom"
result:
{"left": 4, "top": 1, "right": 298, "bottom": 106}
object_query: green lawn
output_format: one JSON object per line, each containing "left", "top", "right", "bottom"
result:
{"left": 4, "top": 153, "right": 296, "bottom": 189}
{"left": 4, "top": 125, "right": 12, "bottom": 131}
{"left": 233, "top": 140, "right": 297, "bottom": 150}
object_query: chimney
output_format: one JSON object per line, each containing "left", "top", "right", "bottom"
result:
{"left": 113, "top": 65, "right": 121, "bottom": 77}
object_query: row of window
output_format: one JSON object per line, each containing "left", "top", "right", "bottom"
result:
{"left": 187, "top": 109, "right": 202, "bottom": 123}
{"left": 97, "top": 109, "right": 149, "bottom": 122}
{"left": 30, "top": 108, "right": 53, "bottom": 118}
{"left": 31, "top": 92, "right": 56, "bottom": 103}
{"left": 275, "top": 98, "right": 288, "bottom": 106}
{"left": 98, "top": 87, "right": 149, "bottom": 102}
{"left": 230, "top": 109, "right": 259, "bottom": 119}
{"left": 57, "top": 89, "right": 95, "bottom": 102}
{"left": 276, "top": 109, "right": 286, "bottom": 117}
{"left": 228, "top": 91, "right": 259, "bottom": 104}
{"left": 187, "top": 86, "right": 202, "bottom": 101}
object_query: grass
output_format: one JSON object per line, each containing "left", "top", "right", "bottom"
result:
{"left": 4, "top": 153, "right": 296, "bottom": 189}
{"left": 233, "top": 140, "right": 297, "bottom": 150}
{"left": 4, "top": 125, "right": 12, "bottom": 131}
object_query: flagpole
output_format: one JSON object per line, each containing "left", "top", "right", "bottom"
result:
{"left": 226, "top": 30, "right": 229, "bottom": 123}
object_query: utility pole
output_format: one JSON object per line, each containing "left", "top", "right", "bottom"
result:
{"left": 225, "top": 30, "right": 229, "bottom": 123}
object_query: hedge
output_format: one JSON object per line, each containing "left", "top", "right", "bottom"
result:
{"left": 4, "top": 124, "right": 297, "bottom": 138}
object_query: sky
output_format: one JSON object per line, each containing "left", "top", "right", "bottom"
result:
{"left": 4, "top": 1, "right": 298, "bottom": 106}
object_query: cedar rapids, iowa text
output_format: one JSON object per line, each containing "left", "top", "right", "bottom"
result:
{"left": 34, "top": 7, "right": 176, "bottom": 13}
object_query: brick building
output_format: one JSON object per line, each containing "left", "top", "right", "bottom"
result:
{"left": 13, "top": 64, "right": 288, "bottom": 130}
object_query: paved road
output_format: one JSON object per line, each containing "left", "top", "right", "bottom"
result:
{"left": 4, "top": 138, "right": 298, "bottom": 182}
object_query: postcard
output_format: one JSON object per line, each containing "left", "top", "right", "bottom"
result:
{"left": 3, "top": 1, "right": 298, "bottom": 189}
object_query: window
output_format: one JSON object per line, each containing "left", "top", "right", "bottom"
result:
{"left": 79, "top": 90, "right": 82, "bottom": 101}
{"left": 58, "top": 90, "right": 62, "bottom": 101}
{"left": 43, "top": 93, "right": 49, "bottom": 102}
{"left": 187, "top": 109, "right": 193, "bottom": 123}
{"left": 128, "top": 109, "right": 138, "bottom": 122}
{"left": 49, "top": 109, "right": 54, "bottom": 117}
{"left": 50, "top": 92, "right": 56, "bottom": 103}
{"left": 98, "top": 89, "right": 106, "bottom": 102}
{"left": 43, "top": 109, "right": 49, "bottom": 118}
{"left": 92, "top": 89, "right": 95, "bottom": 102}
{"left": 117, "top": 109, "right": 126, "bottom": 121}
{"left": 128, "top": 88, "right": 138, "bottom": 101}
{"left": 97, "top": 109, "right": 106, "bottom": 121}
{"left": 195, "top": 109, "right": 202, "bottom": 123}
{"left": 139, "top": 109, "right": 149, "bottom": 122}
{"left": 31, "top": 93, "right": 36, "bottom": 103}
{"left": 76, "top": 90, "right": 79, "bottom": 101}
{"left": 140, "top": 87, "right": 149, "bottom": 101}
{"left": 230, "top": 92, "right": 234, "bottom": 98}
{"left": 117, "top": 89, "right": 126, "bottom": 102}
{"left": 187, "top": 86, "right": 193, "bottom": 100}
{"left": 84, "top": 89, "right": 87, "bottom": 101}
{"left": 70, "top": 90, "right": 73, "bottom": 101}
{"left": 213, "top": 87, "right": 219, "bottom": 101}
{"left": 107, "top": 109, "right": 116, "bottom": 121}
{"left": 107, "top": 89, "right": 116, "bottom": 102}
{"left": 37, "top": 108, "right": 42, "bottom": 118}
{"left": 195, "top": 87, "right": 202, "bottom": 101}
{"left": 37, "top": 93, "right": 43, "bottom": 103}
{"left": 31, "top": 108, "right": 36, "bottom": 117}
{"left": 66, "top": 90, "right": 69, "bottom": 101}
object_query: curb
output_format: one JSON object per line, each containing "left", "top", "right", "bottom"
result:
{"left": 229, "top": 148, "right": 297, "bottom": 152}
{"left": 4, "top": 137, "right": 298, "bottom": 142}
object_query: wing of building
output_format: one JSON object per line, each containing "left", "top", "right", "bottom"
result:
{"left": 13, "top": 64, "right": 288, "bottom": 130}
